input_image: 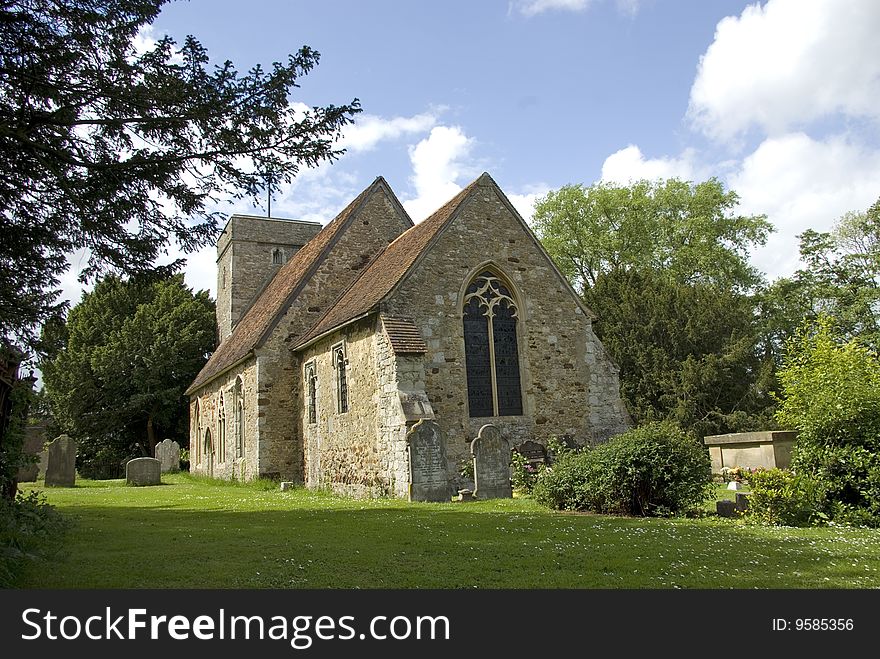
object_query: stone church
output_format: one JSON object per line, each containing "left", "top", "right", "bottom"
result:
{"left": 186, "top": 173, "right": 630, "bottom": 497}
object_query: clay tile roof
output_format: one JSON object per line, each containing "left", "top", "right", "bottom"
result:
{"left": 186, "top": 179, "right": 383, "bottom": 395}
{"left": 293, "top": 175, "right": 486, "bottom": 350}
{"left": 381, "top": 315, "right": 428, "bottom": 354}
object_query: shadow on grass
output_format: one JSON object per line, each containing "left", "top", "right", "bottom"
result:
{"left": 16, "top": 502, "right": 880, "bottom": 590}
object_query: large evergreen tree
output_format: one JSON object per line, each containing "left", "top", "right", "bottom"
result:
{"left": 533, "top": 178, "right": 774, "bottom": 436}
{"left": 0, "top": 0, "right": 360, "bottom": 349}
{"left": 41, "top": 274, "right": 215, "bottom": 469}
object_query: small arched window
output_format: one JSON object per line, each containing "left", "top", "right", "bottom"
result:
{"left": 304, "top": 361, "right": 318, "bottom": 424}
{"left": 218, "top": 393, "right": 227, "bottom": 464}
{"left": 272, "top": 248, "right": 283, "bottom": 265}
{"left": 193, "top": 399, "right": 201, "bottom": 464}
{"left": 234, "top": 377, "right": 244, "bottom": 459}
{"left": 333, "top": 343, "right": 349, "bottom": 414}
{"left": 463, "top": 270, "right": 523, "bottom": 417}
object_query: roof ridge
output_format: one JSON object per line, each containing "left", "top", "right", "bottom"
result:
{"left": 292, "top": 174, "right": 485, "bottom": 351}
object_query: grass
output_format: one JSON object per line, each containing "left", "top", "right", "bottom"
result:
{"left": 13, "top": 473, "right": 880, "bottom": 589}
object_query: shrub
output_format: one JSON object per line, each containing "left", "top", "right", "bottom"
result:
{"left": 745, "top": 468, "right": 822, "bottom": 527}
{"left": 510, "top": 451, "right": 544, "bottom": 494}
{"left": 534, "top": 422, "right": 713, "bottom": 516}
{"left": 776, "top": 317, "right": 880, "bottom": 526}
{"left": 0, "top": 490, "right": 70, "bottom": 587}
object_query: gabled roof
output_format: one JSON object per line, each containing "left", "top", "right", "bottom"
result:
{"left": 293, "top": 176, "right": 484, "bottom": 350}
{"left": 186, "top": 177, "right": 405, "bottom": 395}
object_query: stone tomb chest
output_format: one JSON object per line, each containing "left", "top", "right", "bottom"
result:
{"left": 703, "top": 431, "right": 796, "bottom": 474}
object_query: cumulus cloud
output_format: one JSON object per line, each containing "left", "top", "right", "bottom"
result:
{"left": 338, "top": 112, "right": 438, "bottom": 153}
{"left": 402, "top": 126, "right": 476, "bottom": 221}
{"left": 514, "top": 0, "right": 639, "bottom": 17}
{"left": 688, "top": 0, "right": 880, "bottom": 142}
{"left": 507, "top": 186, "right": 551, "bottom": 224}
{"left": 600, "top": 145, "right": 700, "bottom": 184}
{"left": 730, "top": 133, "right": 880, "bottom": 279}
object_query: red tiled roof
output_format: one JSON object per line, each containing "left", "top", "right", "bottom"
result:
{"left": 293, "top": 176, "right": 485, "bottom": 350}
{"left": 186, "top": 179, "right": 385, "bottom": 394}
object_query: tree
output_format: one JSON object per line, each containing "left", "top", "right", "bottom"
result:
{"left": 0, "top": 0, "right": 361, "bottom": 349}
{"left": 532, "top": 178, "right": 772, "bottom": 293}
{"left": 41, "top": 274, "right": 215, "bottom": 468}
{"left": 533, "top": 178, "right": 775, "bottom": 436}
{"left": 770, "top": 198, "right": 880, "bottom": 350}
{"left": 776, "top": 316, "right": 880, "bottom": 526}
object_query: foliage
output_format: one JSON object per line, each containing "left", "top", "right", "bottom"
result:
{"left": 532, "top": 178, "right": 771, "bottom": 293}
{"left": 41, "top": 274, "right": 215, "bottom": 462}
{"left": 534, "top": 422, "right": 713, "bottom": 516}
{"left": 586, "top": 269, "right": 777, "bottom": 437}
{"left": 776, "top": 317, "right": 880, "bottom": 526}
{"left": 765, "top": 198, "right": 880, "bottom": 353}
{"left": 0, "top": 490, "right": 70, "bottom": 587}
{"left": 510, "top": 450, "right": 543, "bottom": 494}
{"left": 0, "top": 0, "right": 361, "bottom": 348}
{"left": 745, "top": 468, "right": 822, "bottom": 527}
{"left": 0, "top": 372, "right": 36, "bottom": 501}
{"left": 533, "top": 178, "right": 776, "bottom": 437}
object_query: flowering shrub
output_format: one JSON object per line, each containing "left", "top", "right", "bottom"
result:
{"left": 511, "top": 451, "right": 543, "bottom": 494}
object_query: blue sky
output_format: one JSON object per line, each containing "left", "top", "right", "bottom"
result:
{"left": 58, "top": 0, "right": 880, "bottom": 303}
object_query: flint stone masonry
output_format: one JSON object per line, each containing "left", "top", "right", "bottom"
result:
{"left": 704, "top": 431, "right": 797, "bottom": 473}
{"left": 44, "top": 434, "right": 76, "bottom": 487}
{"left": 471, "top": 424, "right": 512, "bottom": 499}
{"left": 407, "top": 419, "right": 450, "bottom": 502}
{"left": 154, "top": 439, "right": 180, "bottom": 473}
{"left": 126, "top": 457, "right": 161, "bottom": 486}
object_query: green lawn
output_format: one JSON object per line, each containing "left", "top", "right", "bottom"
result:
{"left": 15, "top": 474, "right": 880, "bottom": 588}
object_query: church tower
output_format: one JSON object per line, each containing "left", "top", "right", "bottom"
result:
{"left": 215, "top": 214, "right": 322, "bottom": 342}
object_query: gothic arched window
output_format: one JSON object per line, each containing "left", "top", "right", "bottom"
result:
{"left": 218, "top": 393, "right": 227, "bottom": 464}
{"left": 463, "top": 270, "right": 523, "bottom": 417}
{"left": 272, "top": 248, "right": 283, "bottom": 265}
{"left": 234, "top": 377, "right": 244, "bottom": 459}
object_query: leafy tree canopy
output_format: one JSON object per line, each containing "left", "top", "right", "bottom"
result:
{"left": 532, "top": 178, "right": 772, "bottom": 293}
{"left": 534, "top": 178, "right": 775, "bottom": 437}
{"left": 0, "top": 0, "right": 361, "bottom": 348}
{"left": 40, "top": 274, "right": 215, "bottom": 465}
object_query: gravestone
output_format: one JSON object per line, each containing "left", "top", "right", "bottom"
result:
{"left": 154, "top": 438, "right": 181, "bottom": 473}
{"left": 44, "top": 434, "right": 77, "bottom": 487}
{"left": 125, "top": 457, "right": 161, "bottom": 486}
{"left": 16, "top": 423, "right": 48, "bottom": 482}
{"left": 406, "top": 419, "right": 450, "bottom": 502}
{"left": 471, "top": 424, "right": 512, "bottom": 499}
{"left": 515, "top": 440, "right": 547, "bottom": 467}
{"left": 716, "top": 500, "right": 737, "bottom": 517}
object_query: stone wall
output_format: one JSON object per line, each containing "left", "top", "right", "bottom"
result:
{"left": 216, "top": 215, "right": 322, "bottom": 342}
{"left": 300, "top": 318, "right": 385, "bottom": 497}
{"left": 189, "top": 359, "right": 259, "bottom": 480}
{"left": 255, "top": 187, "right": 412, "bottom": 483}
{"left": 382, "top": 178, "right": 631, "bottom": 489}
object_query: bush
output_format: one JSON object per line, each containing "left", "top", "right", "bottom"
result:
{"left": 745, "top": 468, "right": 822, "bottom": 527}
{"left": 510, "top": 451, "right": 544, "bottom": 494}
{"left": 534, "top": 422, "right": 713, "bottom": 516}
{"left": 776, "top": 317, "right": 880, "bottom": 526}
{"left": 0, "top": 490, "right": 70, "bottom": 587}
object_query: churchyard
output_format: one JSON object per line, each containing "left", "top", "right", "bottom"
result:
{"left": 14, "top": 474, "right": 880, "bottom": 589}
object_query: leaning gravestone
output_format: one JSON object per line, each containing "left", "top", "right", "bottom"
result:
{"left": 407, "top": 419, "right": 450, "bottom": 502}
{"left": 471, "top": 424, "right": 512, "bottom": 499}
{"left": 154, "top": 439, "right": 181, "bottom": 473}
{"left": 44, "top": 434, "right": 77, "bottom": 487}
{"left": 126, "top": 457, "right": 161, "bottom": 486}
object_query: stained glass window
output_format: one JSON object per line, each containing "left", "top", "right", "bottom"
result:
{"left": 463, "top": 271, "right": 523, "bottom": 417}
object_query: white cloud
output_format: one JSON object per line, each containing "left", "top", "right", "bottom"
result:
{"left": 600, "top": 145, "right": 699, "bottom": 184}
{"left": 730, "top": 133, "right": 880, "bottom": 279}
{"left": 689, "top": 0, "right": 880, "bottom": 142}
{"left": 338, "top": 112, "right": 438, "bottom": 153}
{"left": 514, "top": 0, "right": 639, "bottom": 17}
{"left": 403, "top": 126, "right": 476, "bottom": 221}
{"left": 515, "top": 0, "right": 591, "bottom": 17}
